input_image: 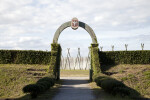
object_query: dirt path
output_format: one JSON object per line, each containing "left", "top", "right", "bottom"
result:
{"left": 52, "top": 77, "right": 95, "bottom": 100}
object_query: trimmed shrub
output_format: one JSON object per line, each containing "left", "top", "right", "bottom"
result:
{"left": 112, "top": 87, "right": 130, "bottom": 97}
{"left": 94, "top": 76, "right": 112, "bottom": 87}
{"left": 101, "top": 79, "right": 125, "bottom": 92}
{"left": 99, "top": 50, "right": 150, "bottom": 65}
{"left": 94, "top": 75, "right": 140, "bottom": 98}
{"left": 0, "top": 50, "right": 51, "bottom": 64}
{"left": 91, "top": 44, "right": 101, "bottom": 76}
{"left": 23, "top": 75, "right": 55, "bottom": 98}
{"left": 23, "top": 84, "right": 39, "bottom": 93}
{"left": 49, "top": 43, "right": 61, "bottom": 80}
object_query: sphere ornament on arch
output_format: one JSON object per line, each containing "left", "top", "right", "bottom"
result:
{"left": 53, "top": 17, "right": 98, "bottom": 44}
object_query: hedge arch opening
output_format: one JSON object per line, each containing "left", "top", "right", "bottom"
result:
{"left": 49, "top": 18, "right": 101, "bottom": 80}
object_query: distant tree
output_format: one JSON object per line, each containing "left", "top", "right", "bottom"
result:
{"left": 100, "top": 46, "right": 103, "bottom": 51}
{"left": 125, "top": 44, "right": 128, "bottom": 51}
{"left": 111, "top": 45, "right": 114, "bottom": 51}
{"left": 67, "top": 48, "right": 71, "bottom": 57}
{"left": 65, "top": 48, "right": 71, "bottom": 70}
{"left": 141, "top": 43, "right": 144, "bottom": 50}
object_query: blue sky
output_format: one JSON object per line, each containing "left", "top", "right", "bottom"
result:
{"left": 0, "top": 0, "right": 150, "bottom": 57}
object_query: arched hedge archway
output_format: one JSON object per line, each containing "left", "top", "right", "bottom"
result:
{"left": 49, "top": 18, "right": 101, "bottom": 80}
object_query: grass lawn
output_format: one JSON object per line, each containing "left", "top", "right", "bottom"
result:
{"left": 0, "top": 64, "right": 89, "bottom": 99}
{"left": 102, "top": 64, "right": 150, "bottom": 98}
{"left": 0, "top": 64, "right": 61, "bottom": 99}
{"left": 0, "top": 64, "right": 149, "bottom": 99}
{"left": 60, "top": 70, "right": 89, "bottom": 77}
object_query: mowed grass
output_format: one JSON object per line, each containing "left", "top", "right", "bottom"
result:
{"left": 60, "top": 70, "right": 89, "bottom": 77}
{"left": 0, "top": 64, "right": 49, "bottom": 99}
{"left": 1, "top": 64, "right": 149, "bottom": 99}
{"left": 0, "top": 64, "right": 89, "bottom": 99}
{"left": 104, "top": 64, "right": 150, "bottom": 98}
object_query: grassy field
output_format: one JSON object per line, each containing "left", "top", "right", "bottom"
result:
{"left": 60, "top": 70, "right": 89, "bottom": 77}
{"left": 102, "top": 64, "right": 150, "bottom": 98}
{"left": 90, "top": 64, "right": 150, "bottom": 99}
{"left": 0, "top": 64, "right": 89, "bottom": 99}
{"left": 0, "top": 64, "right": 60, "bottom": 99}
{"left": 0, "top": 64, "right": 149, "bottom": 99}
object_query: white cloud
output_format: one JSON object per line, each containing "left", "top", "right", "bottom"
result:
{"left": 0, "top": 0, "right": 150, "bottom": 56}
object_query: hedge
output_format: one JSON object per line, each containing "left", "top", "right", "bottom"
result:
{"left": 93, "top": 74, "right": 140, "bottom": 98}
{"left": 99, "top": 50, "right": 150, "bottom": 65}
{"left": 23, "top": 74, "right": 55, "bottom": 98}
{"left": 0, "top": 50, "right": 51, "bottom": 64}
{"left": 49, "top": 43, "right": 61, "bottom": 80}
{"left": 91, "top": 44, "right": 101, "bottom": 76}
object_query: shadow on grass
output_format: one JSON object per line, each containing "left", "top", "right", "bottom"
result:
{"left": 10, "top": 80, "right": 61, "bottom": 100}
{"left": 101, "top": 64, "right": 118, "bottom": 72}
{"left": 0, "top": 87, "right": 60, "bottom": 100}
{"left": 4, "top": 79, "right": 94, "bottom": 100}
{"left": 92, "top": 86, "right": 150, "bottom": 100}
{"left": 92, "top": 88, "right": 132, "bottom": 100}
{"left": 14, "top": 88, "right": 58, "bottom": 100}
{"left": 1, "top": 79, "right": 149, "bottom": 100}
{"left": 99, "top": 51, "right": 119, "bottom": 72}
{"left": 60, "top": 79, "right": 89, "bottom": 85}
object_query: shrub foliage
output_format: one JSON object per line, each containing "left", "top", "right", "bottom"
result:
{"left": 91, "top": 44, "right": 101, "bottom": 76}
{"left": 94, "top": 74, "right": 140, "bottom": 98}
{"left": 23, "top": 75, "right": 55, "bottom": 98}
{"left": 99, "top": 50, "right": 150, "bottom": 65}
{"left": 0, "top": 50, "right": 51, "bottom": 64}
{"left": 49, "top": 43, "right": 61, "bottom": 80}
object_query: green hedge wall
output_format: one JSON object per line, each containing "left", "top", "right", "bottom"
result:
{"left": 99, "top": 50, "right": 150, "bottom": 65}
{"left": 0, "top": 50, "right": 51, "bottom": 64}
{"left": 49, "top": 43, "right": 61, "bottom": 80}
{"left": 91, "top": 44, "right": 101, "bottom": 76}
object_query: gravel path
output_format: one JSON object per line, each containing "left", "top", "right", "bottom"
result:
{"left": 52, "top": 77, "right": 95, "bottom": 100}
